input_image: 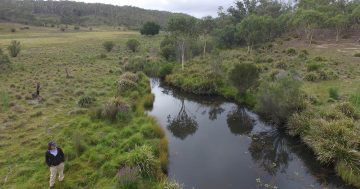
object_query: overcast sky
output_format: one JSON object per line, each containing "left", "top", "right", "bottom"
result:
{"left": 72, "top": 0, "right": 235, "bottom": 18}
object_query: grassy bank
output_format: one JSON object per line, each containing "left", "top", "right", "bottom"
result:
{"left": 164, "top": 38, "right": 360, "bottom": 187}
{"left": 0, "top": 23, "right": 177, "bottom": 188}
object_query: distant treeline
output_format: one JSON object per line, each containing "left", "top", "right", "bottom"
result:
{"left": 0, "top": 0, "right": 189, "bottom": 28}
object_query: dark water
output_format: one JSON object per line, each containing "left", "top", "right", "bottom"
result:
{"left": 148, "top": 78, "right": 354, "bottom": 189}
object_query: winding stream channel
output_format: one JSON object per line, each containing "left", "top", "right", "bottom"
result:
{"left": 148, "top": 78, "right": 355, "bottom": 189}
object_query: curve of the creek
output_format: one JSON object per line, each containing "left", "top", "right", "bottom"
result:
{"left": 147, "top": 78, "right": 355, "bottom": 189}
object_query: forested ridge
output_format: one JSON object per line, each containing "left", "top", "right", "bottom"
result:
{"left": 0, "top": 0, "right": 189, "bottom": 28}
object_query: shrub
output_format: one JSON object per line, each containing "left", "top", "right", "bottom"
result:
{"left": 74, "top": 26, "right": 80, "bottom": 30}
{"left": 256, "top": 77, "right": 306, "bottom": 124}
{"left": 125, "top": 145, "right": 159, "bottom": 178}
{"left": 102, "top": 97, "right": 131, "bottom": 122}
{"left": 126, "top": 39, "right": 140, "bottom": 52}
{"left": 159, "top": 64, "right": 174, "bottom": 78}
{"left": 160, "top": 36, "right": 177, "bottom": 61}
{"left": 10, "top": 28, "right": 16, "bottom": 32}
{"left": 140, "top": 21, "right": 160, "bottom": 36}
{"left": 123, "top": 56, "right": 146, "bottom": 72}
{"left": 229, "top": 63, "right": 259, "bottom": 95}
{"left": 7, "top": 40, "right": 21, "bottom": 57}
{"left": 318, "top": 69, "right": 338, "bottom": 80}
{"left": 120, "top": 72, "right": 139, "bottom": 83}
{"left": 314, "top": 56, "right": 326, "bottom": 62}
{"left": 307, "top": 62, "right": 322, "bottom": 71}
{"left": 328, "top": 87, "right": 340, "bottom": 100}
{"left": 0, "top": 49, "right": 10, "bottom": 65}
{"left": 77, "top": 96, "right": 96, "bottom": 108}
{"left": 354, "top": 53, "right": 360, "bottom": 57}
{"left": 103, "top": 41, "right": 115, "bottom": 52}
{"left": 286, "top": 48, "right": 297, "bottom": 56}
{"left": 99, "top": 53, "right": 107, "bottom": 59}
{"left": 304, "top": 72, "right": 318, "bottom": 81}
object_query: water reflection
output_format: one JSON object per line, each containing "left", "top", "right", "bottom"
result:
{"left": 167, "top": 99, "right": 198, "bottom": 140}
{"left": 249, "top": 130, "right": 290, "bottom": 176}
{"left": 226, "top": 108, "right": 254, "bottom": 135}
{"left": 208, "top": 105, "right": 225, "bottom": 120}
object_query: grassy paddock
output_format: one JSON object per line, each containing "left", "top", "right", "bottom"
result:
{"left": 0, "top": 23, "right": 169, "bottom": 188}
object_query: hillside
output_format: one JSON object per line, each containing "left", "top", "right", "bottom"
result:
{"left": 0, "top": 0, "right": 189, "bottom": 28}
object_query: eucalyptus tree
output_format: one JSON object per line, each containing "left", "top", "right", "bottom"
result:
{"left": 167, "top": 16, "right": 198, "bottom": 69}
{"left": 197, "top": 16, "right": 216, "bottom": 57}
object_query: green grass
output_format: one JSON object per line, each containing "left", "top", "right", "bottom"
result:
{"left": 0, "top": 23, "right": 169, "bottom": 188}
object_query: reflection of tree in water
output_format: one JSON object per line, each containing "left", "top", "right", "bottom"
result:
{"left": 208, "top": 104, "right": 225, "bottom": 120}
{"left": 226, "top": 108, "right": 254, "bottom": 135}
{"left": 249, "top": 130, "right": 290, "bottom": 175}
{"left": 167, "top": 99, "right": 198, "bottom": 140}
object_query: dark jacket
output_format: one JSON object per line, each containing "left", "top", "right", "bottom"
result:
{"left": 45, "top": 147, "right": 65, "bottom": 167}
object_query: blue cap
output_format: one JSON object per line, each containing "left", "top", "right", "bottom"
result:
{"left": 48, "top": 141, "right": 57, "bottom": 147}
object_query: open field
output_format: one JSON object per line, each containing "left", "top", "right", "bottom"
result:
{"left": 0, "top": 23, "right": 167, "bottom": 188}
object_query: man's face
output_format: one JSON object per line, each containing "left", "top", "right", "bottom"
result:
{"left": 50, "top": 145, "right": 56, "bottom": 150}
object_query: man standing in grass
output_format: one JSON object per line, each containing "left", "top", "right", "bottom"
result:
{"left": 45, "top": 141, "right": 65, "bottom": 188}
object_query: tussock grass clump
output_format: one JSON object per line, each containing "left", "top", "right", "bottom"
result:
{"left": 305, "top": 72, "right": 318, "bottom": 81}
{"left": 329, "top": 87, "right": 340, "bottom": 100}
{"left": 0, "top": 49, "right": 10, "bottom": 66}
{"left": 335, "top": 102, "right": 358, "bottom": 119}
{"left": 7, "top": 40, "right": 21, "bottom": 57}
{"left": 350, "top": 89, "right": 360, "bottom": 110}
{"left": 125, "top": 145, "right": 160, "bottom": 178}
{"left": 77, "top": 96, "right": 96, "bottom": 108}
{"left": 120, "top": 72, "right": 139, "bottom": 83}
{"left": 287, "top": 104, "right": 360, "bottom": 187}
{"left": 143, "top": 93, "right": 155, "bottom": 109}
{"left": 116, "top": 166, "right": 140, "bottom": 188}
{"left": 118, "top": 79, "right": 137, "bottom": 93}
{"left": 307, "top": 62, "right": 322, "bottom": 72}
{"left": 101, "top": 97, "right": 131, "bottom": 122}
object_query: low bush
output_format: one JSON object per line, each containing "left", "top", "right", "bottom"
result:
{"left": 318, "top": 69, "right": 338, "bottom": 80}
{"left": 120, "top": 72, "right": 140, "bottom": 83}
{"left": 354, "top": 53, "right": 360, "bottom": 57}
{"left": 101, "top": 97, "right": 131, "bottom": 122}
{"left": 286, "top": 48, "right": 297, "bottom": 56}
{"left": 126, "top": 39, "right": 140, "bottom": 52}
{"left": 306, "top": 62, "right": 322, "bottom": 72}
{"left": 159, "top": 63, "right": 174, "bottom": 78}
{"left": 11, "top": 28, "right": 16, "bottom": 32}
{"left": 118, "top": 79, "right": 137, "bottom": 94}
{"left": 256, "top": 77, "right": 306, "bottom": 124}
{"left": 7, "top": 40, "right": 21, "bottom": 57}
{"left": 229, "top": 63, "right": 259, "bottom": 95}
{"left": 103, "top": 41, "right": 115, "bottom": 52}
{"left": 304, "top": 72, "right": 318, "bottom": 82}
{"left": 77, "top": 96, "right": 96, "bottom": 108}
{"left": 314, "top": 56, "right": 326, "bottom": 62}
